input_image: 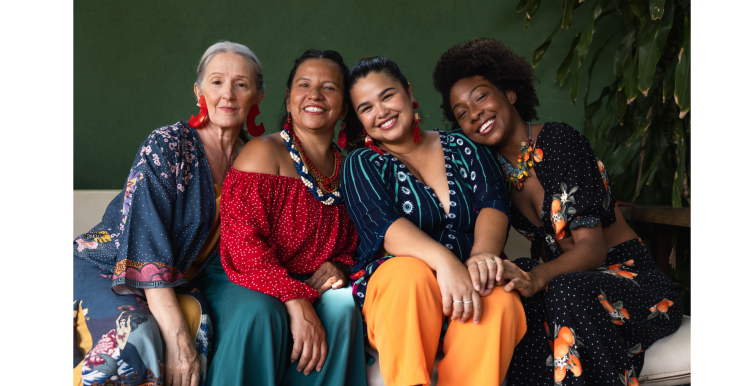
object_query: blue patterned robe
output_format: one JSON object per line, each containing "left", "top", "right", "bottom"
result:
{"left": 73, "top": 121, "right": 216, "bottom": 386}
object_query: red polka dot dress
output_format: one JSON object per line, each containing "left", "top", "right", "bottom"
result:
{"left": 219, "top": 169, "right": 358, "bottom": 303}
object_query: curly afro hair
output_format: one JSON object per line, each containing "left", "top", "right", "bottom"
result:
{"left": 433, "top": 37, "right": 540, "bottom": 129}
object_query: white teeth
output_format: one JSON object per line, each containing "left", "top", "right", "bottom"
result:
{"left": 479, "top": 118, "right": 495, "bottom": 133}
{"left": 304, "top": 106, "right": 324, "bottom": 113}
{"left": 380, "top": 117, "right": 396, "bottom": 128}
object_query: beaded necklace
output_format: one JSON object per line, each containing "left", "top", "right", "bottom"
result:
{"left": 280, "top": 120, "right": 343, "bottom": 205}
{"left": 497, "top": 122, "right": 543, "bottom": 190}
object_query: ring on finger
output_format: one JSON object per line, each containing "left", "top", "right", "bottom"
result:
{"left": 453, "top": 300, "right": 464, "bottom": 303}
{"left": 477, "top": 261, "right": 486, "bottom": 265}
{"left": 463, "top": 301, "right": 473, "bottom": 304}
{"left": 486, "top": 258, "right": 495, "bottom": 264}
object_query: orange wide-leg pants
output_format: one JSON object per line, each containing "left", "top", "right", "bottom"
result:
{"left": 362, "top": 256, "right": 527, "bottom": 386}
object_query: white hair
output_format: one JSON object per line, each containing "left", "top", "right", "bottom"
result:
{"left": 196, "top": 41, "right": 264, "bottom": 94}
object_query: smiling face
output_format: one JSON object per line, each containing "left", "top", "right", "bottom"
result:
{"left": 449, "top": 75, "right": 520, "bottom": 147}
{"left": 285, "top": 58, "right": 347, "bottom": 132}
{"left": 194, "top": 52, "right": 263, "bottom": 130}
{"left": 350, "top": 72, "right": 414, "bottom": 144}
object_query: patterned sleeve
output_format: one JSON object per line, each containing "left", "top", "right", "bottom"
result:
{"left": 108, "top": 130, "right": 188, "bottom": 292}
{"left": 220, "top": 171, "right": 320, "bottom": 303}
{"left": 341, "top": 148, "right": 403, "bottom": 267}
{"left": 450, "top": 130, "right": 511, "bottom": 218}
{"left": 546, "top": 123, "right": 615, "bottom": 239}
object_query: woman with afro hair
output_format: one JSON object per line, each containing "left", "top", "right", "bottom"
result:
{"left": 433, "top": 37, "right": 682, "bottom": 385}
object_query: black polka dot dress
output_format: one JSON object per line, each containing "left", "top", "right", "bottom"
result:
{"left": 504, "top": 122, "right": 683, "bottom": 386}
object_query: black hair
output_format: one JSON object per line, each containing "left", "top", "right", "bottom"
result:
{"left": 432, "top": 37, "right": 540, "bottom": 129}
{"left": 343, "top": 56, "right": 411, "bottom": 152}
{"left": 278, "top": 49, "right": 357, "bottom": 137}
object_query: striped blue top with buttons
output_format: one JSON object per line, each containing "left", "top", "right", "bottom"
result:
{"left": 342, "top": 129, "right": 511, "bottom": 307}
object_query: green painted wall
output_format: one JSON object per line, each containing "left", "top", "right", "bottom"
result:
{"left": 75, "top": 0, "right": 624, "bottom": 189}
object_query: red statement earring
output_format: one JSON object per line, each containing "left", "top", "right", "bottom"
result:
{"left": 337, "top": 120, "right": 348, "bottom": 148}
{"left": 364, "top": 128, "right": 385, "bottom": 155}
{"left": 284, "top": 114, "right": 293, "bottom": 132}
{"left": 188, "top": 96, "right": 208, "bottom": 128}
{"left": 412, "top": 100, "right": 422, "bottom": 144}
{"left": 246, "top": 104, "right": 265, "bottom": 137}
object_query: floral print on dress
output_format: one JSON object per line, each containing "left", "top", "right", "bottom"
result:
{"left": 122, "top": 170, "right": 144, "bottom": 225}
{"left": 598, "top": 289, "right": 630, "bottom": 325}
{"left": 619, "top": 365, "right": 640, "bottom": 386}
{"left": 627, "top": 343, "right": 644, "bottom": 358}
{"left": 647, "top": 299, "right": 674, "bottom": 320}
{"left": 597, "top": 158, "right": 612, "bottom": 210}
{"left": 551, "top": 182, "right": 579, "bottom": 240}
{"left": 546, "top": 323, "right": 584, "bottom": 384}
{"left": 597, "top": 262, "right": 640, "bottom": 286}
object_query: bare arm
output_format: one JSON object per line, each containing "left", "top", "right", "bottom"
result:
{"left": 465, "top": 208, "right": 509, "bottom": 296}
{"left": 383, "top": 217, "right": 457, "bottom": 270}
{"left": 383, "top": 218, "right": 484, "bottom": 324}
{"left": 145, "top": 287, "right": 200, "bottom": 386}
{"left": 502, "top": 225, "right": 607, "bottom": 297}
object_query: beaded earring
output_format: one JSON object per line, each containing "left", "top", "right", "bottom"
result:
{"left": 246, "top": 104, "right": 265, "bottom": 137}
{"left": 188, "top": 95, "right": 208, "bottom": 128}
{"left": 337, "top": 120, "right": 348, "bottom": 149}
{"left": 364, "top": 129, "right": 385, "bottom": 155}
{"left": 412, "top": 100, "right": 422, "bottom": 144}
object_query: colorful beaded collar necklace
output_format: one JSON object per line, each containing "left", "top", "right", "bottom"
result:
{"left": 496, "top": 122, "right": 543, "bottom": 190}
{"left": 281, "top": 118, "right": 343, "bottom": 205}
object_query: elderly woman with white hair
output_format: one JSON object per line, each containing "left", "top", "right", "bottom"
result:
{"left": 73, "top": 41, "right": 266, "bottom": 386}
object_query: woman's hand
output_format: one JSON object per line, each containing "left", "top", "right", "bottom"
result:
{"left": 435, "top": 257, "right": 483, "bottom": 324}
{"left": 500, "top": 260, "right": 544, "bottom": 297}
{"left": 465, "top": 252, "right": 503, "bottom": 297}
{"left": 144, "top": 287, "right": 201, "bottom": 386}
{"left": 304, "top": 261, "right": 350, "bottom": 295}
{"left": 164, "top": 330, "right": 201, "bottom": 386}
{"left": 285, "top": 298, "right": 328, "bottom": 376}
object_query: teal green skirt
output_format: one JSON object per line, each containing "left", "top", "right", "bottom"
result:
{"left": 196, "top": 258, "right": 367, "bottom": 386}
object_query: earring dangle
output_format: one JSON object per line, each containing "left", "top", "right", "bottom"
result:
{"left": 364, "top": 128, "right": 385, "bottom": 155}
{"left": 337, "top": 120, "right": 348, "bottom": 149}
{"left": 283, "top": 114, "right": 293, "bottom": 132}
{"left": 188, "top": 96, "right": 208, "bottom": 128}
{"left": 246, "top": 104, "right": 265, "bottom": 137}
{"left": 412, "top": 100, "right": 422, "bottom": 144}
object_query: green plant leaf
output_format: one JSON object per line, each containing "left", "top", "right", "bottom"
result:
{"left": 562, "top": 0, "right": 576, "bottom": 29}
{"left": 620, "top": 52, "right": 639, "bottom": 103}
{"left": 632, "top": 138, "right": 667, "bottom": 201}
{"left": 584, "top": 36, "right": 616, "bottom": 108}
{"left": 616, "top": 90, "right": 627, "bottom": 121}
{"left": 613, "top": 29, "right": 636, "bottom": 78}
{"left": 576, "top": 4, "right": 614, "bottom": 68}
{"left": 672, "top": 120, "right": 686, "bottom": 208}
{"left": 637, "top": 0, "right": 674, "bottom": 97}
{"left": 516, "top": 0, "right": 531, "bottom": 13}
{"left": 570, "top": 52, "right": 580, "bottom": 105}
{"left": 662, "top": 53, "right": 678, "bottom": 104}
{"left": 649, "top": 0, "right": 665, "bottom": 19}
{"left": 555, "top": 36, "right": 580, "bottom": 86}
{"left": 675, "top": 16, "right": 690, "bottom": 118}
{"left": 593, "top": 100, "right": 616, "bottom": 156}
{"left": 584, "top": 83, "right": 614, "bottom": 141}
{"left": 607, "top": 104, "right": 652, "bottom": 179}
{"left": 525, "top": 0, "right": 542, "bottom": 29}
{"left": 532, "top": 17, "right": 563, "bottom": 67}
{"left": 629, "top": 0, "right": 646, "bottom": 19}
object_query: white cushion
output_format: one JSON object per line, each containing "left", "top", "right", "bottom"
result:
{"left": 638, "top": 315, "right": 691, "bottom": 385}
{"left": 74, "top": 190, "right": 120, "bottom": 238}
{"left": 365, "top": 316, "right": 690, "bottom": 386}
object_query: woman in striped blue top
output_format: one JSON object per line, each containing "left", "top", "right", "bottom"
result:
{"left": 340, "top": 56, "right": 526, "bottom": 386}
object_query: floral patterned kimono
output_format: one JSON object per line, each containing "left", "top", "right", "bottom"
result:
{"left": 73, "top": 121, "right": 217, "bottom": 386}
{"left": 504, "top": 122, "right": 682, "bottom": 386}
